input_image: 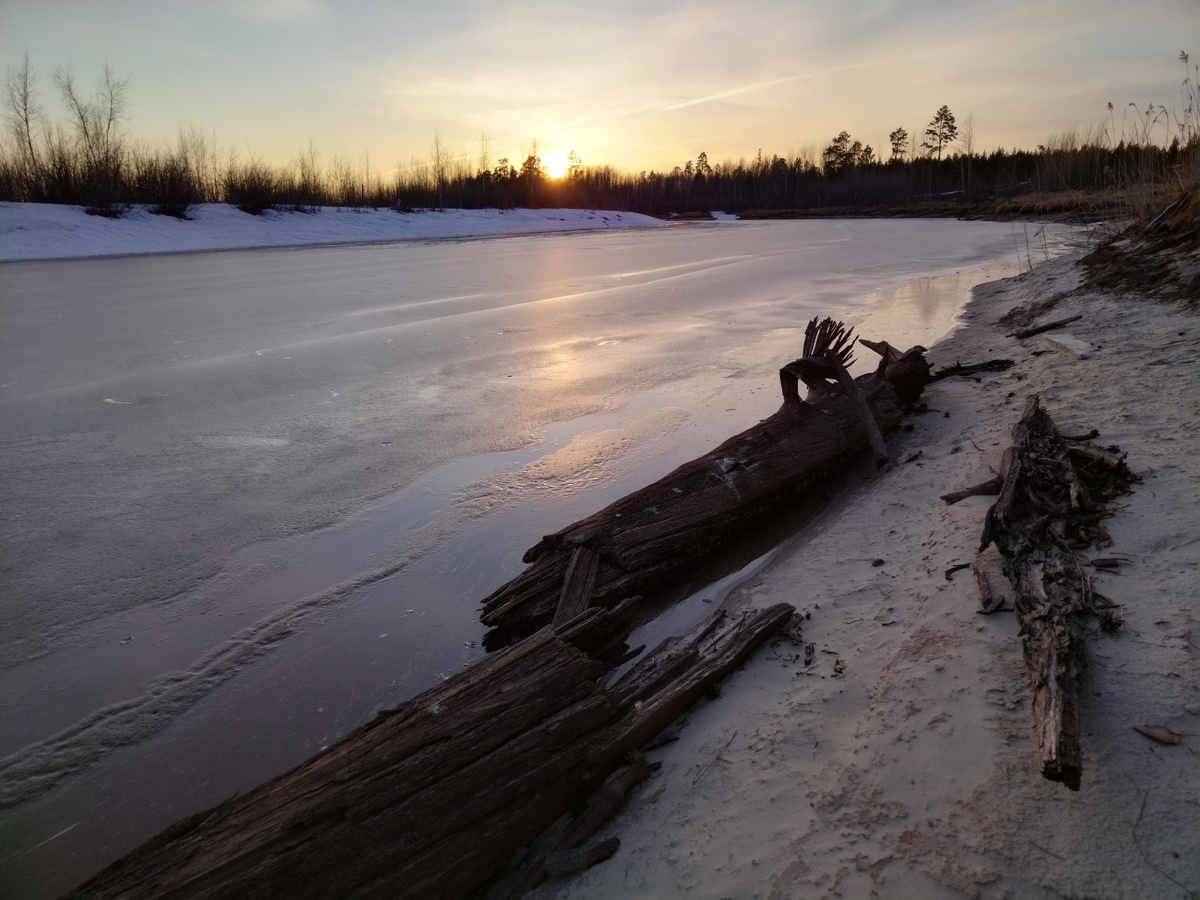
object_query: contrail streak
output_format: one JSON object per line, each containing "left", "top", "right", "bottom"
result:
{"left": 656, "top": 39, "right": 995, "bottom": 113}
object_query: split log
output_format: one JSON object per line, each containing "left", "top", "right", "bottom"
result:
{"left": 482, "top": 325, "right": 932, "bottom": 648}
{"left": 1007, "top": 314, "right": 1083, "bottom": 339}
{"left": 64, "top": 600, "right": 794, "bottom": 900}
{"left": 979, "top": 395, "right": 1137, "bottom": 790}
{"left": 553, "top": 547, "right": 601, "bottom": 628}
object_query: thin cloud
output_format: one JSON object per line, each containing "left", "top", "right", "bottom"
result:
{"left": 656, "top": 38, "right": 999, "bottom": 114}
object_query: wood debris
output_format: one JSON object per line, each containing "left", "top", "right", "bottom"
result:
{"left": 978, "top": 395, "right": 1138, "bottom": 790}
{"left": 1133, "top": 725, "right": 1183, "bottom": 746}
{"left": 482, "top": 318, "right": 932, "bottom": 649}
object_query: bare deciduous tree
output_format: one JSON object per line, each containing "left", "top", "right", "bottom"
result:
{"left": 53, "top": 61, "right": 130, "bottom": 213}
{"left": 54, "top": 63, "right": 128, "bottom": 165}
{"left": 430, "top": 131, "right": 451, "bottom": 209}
{"left": 3, "top": 52, "right": 46, "bottom": 195}
{"left": 293, "top": 140, "right": 322, "bottom": 211}
{"left": 477, "top": 133, "right": 491, "bottom": 178}
{"left": 566, "top": 150, "right": 583, "bottom": 179}
{"left": 959, "top": 113, "right": 976, "bottom": 156}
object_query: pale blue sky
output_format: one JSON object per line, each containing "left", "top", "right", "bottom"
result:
{"left": 1, "top": 0, "right": 1196, "bottom": 176}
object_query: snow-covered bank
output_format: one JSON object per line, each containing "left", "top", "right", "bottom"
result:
{"left": 0, "top": 203, "right": 665, "bottom": 261}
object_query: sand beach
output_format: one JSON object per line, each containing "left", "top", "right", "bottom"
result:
{"left": 527, "top": 208, "right": 1199, "bottom": 900}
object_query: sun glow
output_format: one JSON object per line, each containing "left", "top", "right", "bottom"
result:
{"left": 542, "top": 147, "right": 571, "bottom": 179}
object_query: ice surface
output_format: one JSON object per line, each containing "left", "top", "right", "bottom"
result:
{"left": 0, "top": 212, "right": 1077, "bottom": 898}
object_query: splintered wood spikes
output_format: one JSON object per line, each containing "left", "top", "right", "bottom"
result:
{"left": 978, "top": 395, "right": 1137, "bottom": 790}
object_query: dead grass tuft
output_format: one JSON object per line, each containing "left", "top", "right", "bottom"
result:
{"left": 1081, "top": 184, "right": 1200, "bottom": 306}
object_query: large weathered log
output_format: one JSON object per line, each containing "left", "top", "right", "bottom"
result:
{"left": 979, "top": 395, "right": 1137, "bottom": 790}
{"left": 482, "top": 336, "right": 931, "bottom": 648}
{"left": 64, "top": 600, "right": 794, "bottom": 900}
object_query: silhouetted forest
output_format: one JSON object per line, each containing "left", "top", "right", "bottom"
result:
{"left": 3, "top": 53, "right": 1197, "bottom": 220}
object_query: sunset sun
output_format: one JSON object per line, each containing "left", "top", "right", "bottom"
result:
{"left": 542, "top": 147, "right": 571, "bottom": 178}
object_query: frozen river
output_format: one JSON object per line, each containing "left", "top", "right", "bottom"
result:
{"left": 0, "top": 217, "right": 1066, "bottom": 897}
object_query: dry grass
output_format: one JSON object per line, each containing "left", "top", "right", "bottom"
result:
{"left": 990, "top": 182, "right": 1193, "bottom": 223}
{"left": 1081, "top": 184, "right": 1200, "bottom": 306}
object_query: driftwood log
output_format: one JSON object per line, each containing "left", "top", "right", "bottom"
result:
{"left": 64, "top": 600, "right": 795, "bottom": 900}
{"left": 977, "top": 395, "right": 1137, "bottom": 790}
{"left": 482, "top": 319, "right": 932, "bottom": 648}
{"left": 64, "top": 319, "right": 946, "bottom": 898}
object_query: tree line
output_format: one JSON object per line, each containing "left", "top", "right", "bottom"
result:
{"left": 3, "top": 53, "right": 1196, "bottom": 219}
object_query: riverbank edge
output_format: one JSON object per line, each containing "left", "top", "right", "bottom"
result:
{"left": 0, "top": 203, "right": 667, "bottom": 262}
{"left": 526, "top": 214, "right": 1200, "bottom": 899}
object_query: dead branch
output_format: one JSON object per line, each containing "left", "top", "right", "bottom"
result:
{"left": 1007, "top": 314, "right": 1083, "bottom": 339}
{"left": 929, "top": 359, "right": 1015, "bottom": 381}
{"left": 941, "top": 475, "right": 1003, "bottom": 505}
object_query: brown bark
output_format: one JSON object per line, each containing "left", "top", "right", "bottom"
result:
{"left": 64, "top": 601, "right": 794, "bottom": 900}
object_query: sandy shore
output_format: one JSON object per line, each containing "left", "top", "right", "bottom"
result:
{"left": 528, "top": 243, "right": 1199, "bottom": 898}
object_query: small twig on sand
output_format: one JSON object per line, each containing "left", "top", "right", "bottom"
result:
{"left": 1007, "top": 314, "right": 1083, "bottom": 339}
{"left": 1132, "top": 788, "right": 1191, "bottom": 894}
{"left": 693, "top": 732, "right": 738, "bottom": 785}
{"left": 1028, "top": 841, "right": 1065, "bottom": 861}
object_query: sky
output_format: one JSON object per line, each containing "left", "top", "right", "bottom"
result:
{"left": 1, "top": 0, "right": 1197, "bottom": 178}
